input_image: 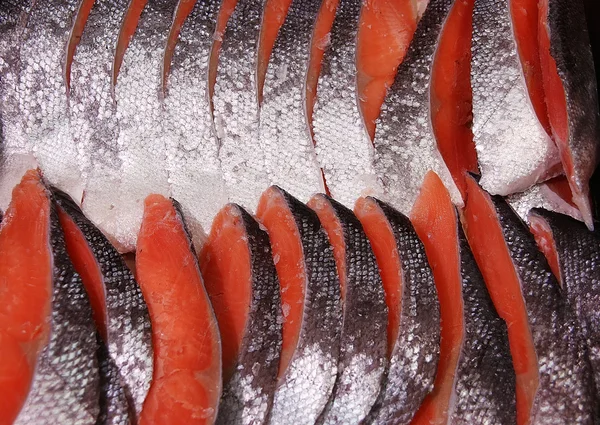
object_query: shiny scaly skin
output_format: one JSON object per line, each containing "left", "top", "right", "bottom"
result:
{"left": 492, "top": 196, "right": 597, "bottom": 424}
{"left": 451, "top": 225, "right": 516, "bottom": 424}
{"left": 545, "top": 0, "right": 600, "bottom": 226}
{"left": 312, "top": 0, "right": 380, "bottom": 208}
{"left": 53, "top": 188, "right": 154, "bottom": 422}
{"left": 365, "top": 199, "right": 440, "bottom": 425}
{"left": 216, "top": 205, "right": 283, "bottom": 425}
{"left": 112, "top": 0, "right": 176, "bottom": 251}
{"left": 163, "top": 0, "right": 229, "bottom": 234}
{"left": 470, "top": 0, "right": 559, "bottom": 196}
{"left": 0, "top": 1, "right": 36, "bottom": 209}
{"left": 314, "top": 196, "right": 388, "bottom": 425}
{"left": 68, "top": 0, "right": 130, "bottom": 249}
{"left": 258, "top": 0, "right": 325, "bottom": 202}
{"left": 212, "top": 0, "right": 270, "bottom": 212}
{"left": 372, "top": 0, "right": 461, "bottom": 217}
{"left": 15, "top": 196, "right": 100, "bottom": 424}
{"left": 95, "top": 339, "right": 131, "bottom": 424}
{"left": 529, "top": 208, "right": 600, "bottom": 398}
{"left": 268, "top": 188, "right": 342, "bottom": 425}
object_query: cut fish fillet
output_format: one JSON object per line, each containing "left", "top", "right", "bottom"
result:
{"left": 200, "top": 203, "right": 282, "bottom": 424}
{"left": 136, "top": 194, "right": 222, "bottom": 424}
{"left": 309, "top": 194, "right": 388, "bottom": 424}
{"left": 355, "top": 196, "right": 440, "bottom": 425}
{"left": 256, "top": 186, "right": 342, "bottom": 424}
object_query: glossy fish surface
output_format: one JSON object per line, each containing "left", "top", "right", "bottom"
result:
{"left": 355, "top": 197, "right": 440, "bottom": 425}
{"left": 470, "top": 0, "right": 560, "bottom": 196}
{"left": 54, "top": 187, "right": 154, "bottom": 422}
{"left": 256, "top": 186, "right": 342, "bottom": 425}
{"left": 200, "top": 203, "right": 282, "bottom": 425}
{"left": 0, "top": 170, "right": 100, "bottom": 424}
{"left": 529, "top": 208, "right": 600, "bottom": 396}
{"left": 308, "top": 194, "right": 388, "bottom": 424}
{"left": 372, "top": 0, "right": 462, "bottom": 216}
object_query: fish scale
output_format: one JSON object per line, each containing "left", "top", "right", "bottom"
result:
{"left": 528, "top": 208, "right": 600, "bottom": 399}
{"left": 491, "top": 194, "right": 596, "bottom": 424}
{"left": 53, "top": 188, "right": 154, "bottom": 422}
{"left": 470, "top": 0, "right": 560, "bottom": 196}
{"left": 258, "top": 0, "right": 325, "bottom": 202}
{"left": 212, "top": 0, "right": 270, "bottom": 212}
{"left": 373, "top": 0, "right": 461, "bottom": 216}
{"left": 68, "top": 0, "right": 130, "bottom": 250}
{"left": 112, "top": 0, "right": 176, "bottom": 252}
{"left": 15, "top": 194, "right": 100, "bottom": 425}
{"left": 163, "top": 0, "right": 229, "bottom": 237}
{"left": 312, "top": 0, "right": 380, "bottom": 208}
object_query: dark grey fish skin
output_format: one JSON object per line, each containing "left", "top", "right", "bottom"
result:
{"left": 372, "top": 0, "right": 460, "bottom": 216}
{"left": 543, "top": 0, "right": 600, "bottom": 229}
{"left": 470, "top": 0, "right": 559, "bottom": 196}
{"left": 15, "top": 193, "right": 100, "bottom": 424}
{"left": 311, "top": 0, "right": 378, "bottom": 208}
{"left": 489, "top": 193, "right": 597, "bottom": 424}
{"left": 257, "top": 0, "right": 325, "bottom": 202}
{"left": 162, "top": 0, "right": 229, "bottom": 236}
{"left": 528, "top": 208, "right": 600, "bottom": 397}
{"left": 67, "top": 0, "right": 129, "bottom": 249}
{"left": 264, "top": 187, "right": 342, "bottom": 425}
{"left": 111, "top": 0, "right": 176, "bottom": 252}
{"left": 52, "top": 188, "right": 153, "bottom": 422}
{"left": 310, "top": 195, "right": 388, "bottom": 425}
{"left": 96, "top": 337, "right": 131, "bottom": 425}
{"left": 212, "top": 0, "right": 269, "bottom": 211}
{"left": 452, "top": 223, "right": 516, "bottom": 424}
{"left": 213, "top": 204, "right": 282, "bottom": 425}
{"left": 363, "top": 199, "right": 440, "bottom": 425}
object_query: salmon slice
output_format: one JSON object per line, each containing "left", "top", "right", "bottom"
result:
{"left": 463, "top": 174, "right": 596, "bottom": 424}
{"left": 528, "top": 208, "right": 600, "bottom": 397}
{"left": 308, "top": 194, "right": 388, "bottom": 424}
{"left": 113, "top": 0, "right": 148, "bottom": 87}
{"left": 65, "top": 0, "right": 95, "bottom": 92}
{"left": 136, "top": 195, "right": 222, "bottom": 424}
{"left": 0, "top": 170, "right": 99, "bottom": 424}
{"left": 372, "top": 0, "right": 463, "bottom": 216}
{"left": 538, "top": 0, "right": 600, "bottom": 230}
{"left": 409, "top": 172, "right": 515, "bottom": 424}
{"left": 256, "top": 186, "right": 342, "bottom": 424}
{"left": 356, "top": 0, "right": 423, "bottom": 140}
{"left": 430, "top": 0, "right": 478, "bottom": 199}
{"left": 470, "top": 0, "right": 560, "bottom": 196}
{"left": 199, "top": 203, "right": 282, "bottom": 424}
{"left": 355, "top": 197, "right": 440, "bottom": 425}
{"left": 54, "top": 187, "right": 154, "bottom": 422}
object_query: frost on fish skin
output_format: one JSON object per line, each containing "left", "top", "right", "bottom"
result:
{"left": 258, "top": 0, "right": 325, "bottom": 203}
{"left": 373, "top": 0, "right": 462, "bottom": 216}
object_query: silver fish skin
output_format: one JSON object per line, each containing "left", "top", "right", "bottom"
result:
{"left": 1, "top": 0, "right": 84, "bottom": 207}
{"left": 53, "top": 188, "right": 154, "bottom": 422}
{"left": 258, "top": 0, "right": 325, "bottom": 202}
{"left": 470, "top": 0, "right": 560, "bottom": 196}
{"left": 95, "top": 337, "right": 131, "bottom": 425}
{"left": 260, "top": 187, "right": 342, "bottom": 425}
{"left": 488, "top": 191, "right": 597, "bottom": 424}
{"left": 0, "top": 1, "right": 36, "bottom": 210}
{"left": 212, "top": 205, "right": 283, "bottom": 425}
{"left": 451, "top": 223, "right": 516, "bottom": 424}
{"left": 541, "top": 0, "right": 600, "bottom": 229}
{"left": 15, "top": 188, "right": 100, "bottom": 424}
{"left": 67, "top": 0, "right": 129, "bottom": 250}
{"left": 528, "top": 208, "right": 600, "bottom": 398}
{"left": 212, "top": 0, "right": 270, "bottom": 212}
{"left": 310, "top": 195, "right": 388, "bottom": 425}
{"left": 360, "top": 199, "right": 440, "bottom": 425}
{"left": 112, "top": 0, "right": 176, "bottom": 252}
{"left": 372, "top": 0, "right": 461, "bottom": 216}
{"left": 311, "top": 0, "right": 379, "bottom": 208}
{"left": 163, "top": 0, "right": 229, "bottom": 238}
